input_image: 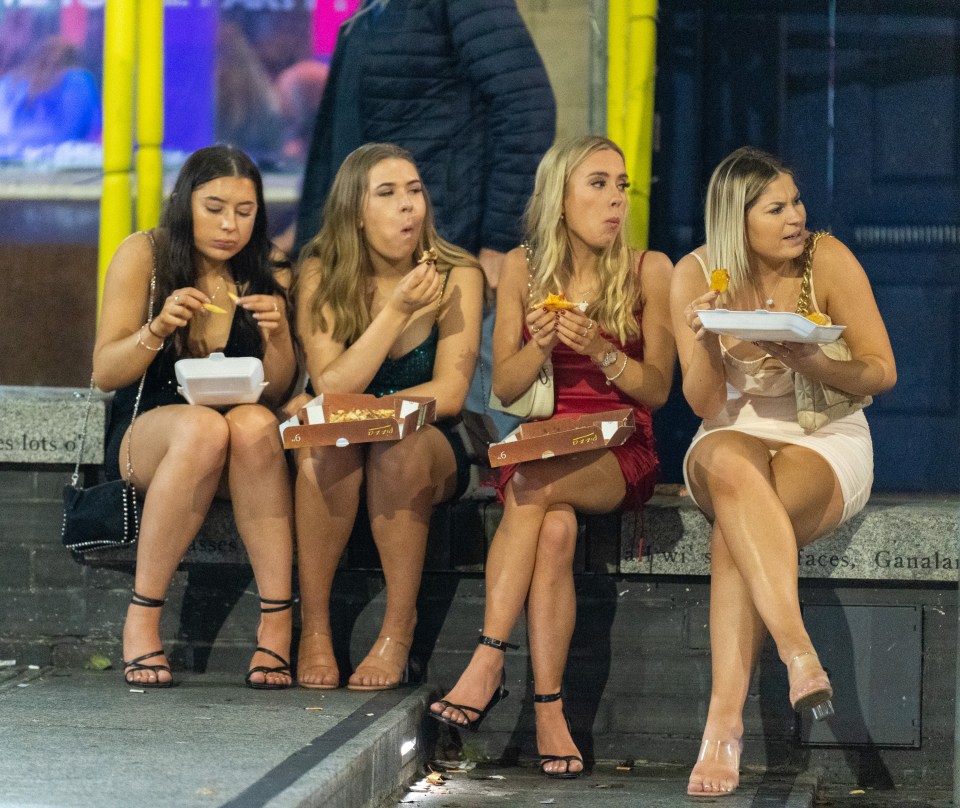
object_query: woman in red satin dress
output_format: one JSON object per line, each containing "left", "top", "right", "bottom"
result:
{"left": 429, "top": 135, "right": 676, "bottom": 777}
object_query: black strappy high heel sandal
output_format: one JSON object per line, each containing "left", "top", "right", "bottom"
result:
{"left": 245, "top": 596, "right": 295, "bottom": 690}
{"left": 534, "top": 691, "right": 584, "bottom": 779}
{"left": 122, "top": 591, "right": 174, "bottom": 688}
{"left": 429, "top": 634, "right": 518, "bottom": 732}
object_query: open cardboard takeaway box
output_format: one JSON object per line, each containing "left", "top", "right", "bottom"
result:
{"left": 487, "top": 408, "right": 635, "bottom": 468}
{"left": 279, "top": 392, "right": 436, "bottom": 449}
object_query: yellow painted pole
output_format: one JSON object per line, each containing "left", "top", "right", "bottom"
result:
{"left": 98, "top": 0, "right": 137, "bottom": 318}
{"left": 136, "top": 0, "right": 164, "bottom": 231}
{"left": 607, "top": 0, "right": 658, "bottom": 249}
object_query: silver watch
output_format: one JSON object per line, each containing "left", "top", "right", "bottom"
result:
{"left": 595, "top": 349, "right": 619, "bottom": 368}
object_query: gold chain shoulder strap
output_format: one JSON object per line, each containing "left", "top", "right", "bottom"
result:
{"left": 795, "top": 230, "right": 830, "bottom": 316}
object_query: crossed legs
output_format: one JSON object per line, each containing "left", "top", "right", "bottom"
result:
{"left": 429, "top": 449, "right": 624, "bottom": 746}
{"left": 685, "top": 433, "right": 844, "bottom": 795}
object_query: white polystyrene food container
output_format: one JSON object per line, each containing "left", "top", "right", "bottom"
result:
{"left": 698, "top": 309, "right": 846, "bottom": 344}
{"left": 175, "top": 352, "right": 268, "bottom": 407}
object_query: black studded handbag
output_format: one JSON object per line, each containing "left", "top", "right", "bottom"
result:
{"left": 61, "top": 232, "right": 158, "bottom": 555}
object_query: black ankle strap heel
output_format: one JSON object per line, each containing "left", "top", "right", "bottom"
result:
{"left": 533, "top": 691, "right": 583, "bottom": 779}
{"left": 259, "top": 596, "right": 295, "bottom": 614}
{"left": 130, "top": 590, "right": 165, "bottom": 608}
{"left": 123, "top": 590, "right": 173, "bottom": 688}
{"left": 429, "top": 635, "right": 517, "bottom": 732}
{"left": 477, "top": 634, "right": 519, "bottom": 652}
{"left": 246, "top": 595, "right": 295, "bottom": 690}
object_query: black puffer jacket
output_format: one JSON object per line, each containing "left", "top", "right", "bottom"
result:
{"left": 293, "top": 0, "right": 556, "bottom": 256}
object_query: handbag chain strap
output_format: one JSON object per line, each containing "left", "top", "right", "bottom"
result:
{"left": 795, "top": 230, "right": 829, "bottom": 316}
{"left": 478, "top": 242, "right": 537, "bottom": 406}
{"left": 70, "top": 231, "right": 159, "bottom": 506}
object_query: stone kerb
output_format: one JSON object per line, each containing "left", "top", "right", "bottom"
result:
{"left": 0, "top": 385, "right": 248, "bottom": 566}
{"left": 0, "top": 386, "right": 104, "bottom": 465}
{"left": 621, "top": 492, "right": 960, "bottom": 583}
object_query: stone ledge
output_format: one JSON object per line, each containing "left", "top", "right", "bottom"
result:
{"left": 8, "top": 387, "right": 955, "bottom": 584}
{"left": 0, "top": 386, "right": 105, "bottom": 465}
{"left": 622, "top": 492, "right": 960, "bottom": 583}
{"left": 73, "top": 490, "right": 960, "bottom": 584}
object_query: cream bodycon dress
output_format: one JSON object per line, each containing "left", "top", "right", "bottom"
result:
{"left": 682, "top": 253, "right": 873, "bottom": 525}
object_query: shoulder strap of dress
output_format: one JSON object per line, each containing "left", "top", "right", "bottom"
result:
{"left": 689, "top": 250, "right": 710, "bottom": 282}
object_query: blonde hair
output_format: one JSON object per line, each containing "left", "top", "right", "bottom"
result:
{"left": 296, "top": 143, "right": 481, "bottom": 344}
{"left": 705, "top": 146, "right": 793, "bottom": 301}
{"left": 526, "top": 135, "right": 641, "bottom": 343}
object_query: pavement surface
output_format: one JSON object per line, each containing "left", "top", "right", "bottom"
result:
{"left": 0, "top": 666, "right": 951, "bottom": 808}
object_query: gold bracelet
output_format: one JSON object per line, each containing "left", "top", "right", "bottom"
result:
{"left": 604, "top": 353, "right": 628, "bottom": 386}
{"left": 136, "top": 325, "right": 164, "bottom": 352}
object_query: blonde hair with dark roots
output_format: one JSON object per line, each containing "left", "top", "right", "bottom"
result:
{"left": 705, "top": 146, "right": 794, "bottom": 302}
{"left": 526, "top": 135, "right": 641, "bottom": 343}
{"left": 296, "top": 143, "right": 481, "bottom": 344}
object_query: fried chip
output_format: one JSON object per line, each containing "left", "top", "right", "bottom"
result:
{"left": 533, "top": 292, "right": 579, "bottom": 311}
{"left": 709, "top": 268, "right": 729, "bottom": 293}
{"left": 804, "top": 311, "right": 830, "bottom": 325}
{"left": 203, "top": 303, "right": 229, "bottom": 314}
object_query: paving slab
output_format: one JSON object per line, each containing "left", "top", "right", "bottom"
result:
{"left": 395, "top": 762, "right": 817, "bottom": 808}
{"left": 0, "top": 667, "right": 431, "bottom": 808}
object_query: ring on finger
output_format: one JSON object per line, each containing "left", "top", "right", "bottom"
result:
{"left": 581, "top": 328, "right": 588, "bottom": 338}
{"left": 532, "top": 325, "right": 540, "bottom": 334}
{"left": 586, "top": 319, "right": 594, "bottom": 330}
{"left": 273, "top": 301, "right": 279, "bottom": 313}
{"left": 174, "top": 295, "right": 180, "bottom": 304}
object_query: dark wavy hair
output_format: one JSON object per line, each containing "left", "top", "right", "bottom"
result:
{"left": 157, "top": 144, "right": 280, "bottom": 357}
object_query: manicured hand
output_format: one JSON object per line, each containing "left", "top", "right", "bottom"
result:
{"left": 238, "top": 294, "right": 288, "bottom": 339}
{"left": 154, "top": 287, "right": 210, "bottom": 337}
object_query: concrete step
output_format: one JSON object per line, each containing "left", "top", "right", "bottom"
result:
{"left": 0, "top": 667, "right": 432, "bottom": 808}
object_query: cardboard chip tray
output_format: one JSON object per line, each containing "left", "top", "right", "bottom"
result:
{"left": 487, "top": 408, "right": 635, "bottom": 467}
{"left": 280, "top": 393, "right": 437, "bottom": 449}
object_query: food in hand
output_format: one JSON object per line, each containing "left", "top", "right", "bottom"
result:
{"left": 709, "top": 268, "right": 729, "bottom": 293}
{"left": 226, "top": 282, "right": 248, "bottom": 303}
{"left": 203, "top": 303, "right": 229, "bottom": 314}
{"left": 328, "top": 407, "right": 395, "bottom": 423}
{"left": 804, "top": 311, "right": 830, "bottom": 325}
{"left": 418, "top": 247, "right": 438, "bottom": 264}
{"left": 533, "top": 292, "right": 585, "bottom": 312}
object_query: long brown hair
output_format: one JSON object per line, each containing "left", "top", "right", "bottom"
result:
{"left": 296, "top": 143, "right": 480, "bottom": 344}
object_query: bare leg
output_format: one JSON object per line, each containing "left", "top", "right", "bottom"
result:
{"left": 687, "top": 523, "right": 759, "bottom": 795}
{"left": 527, "top": 507, "right": 584, "bottom": 776}
{"left": 431, "top": 449, "right": 625, "bottom": 725}
{"left": 349, "top": 426, "right": 457, "bottom": 690}
{"left": 224, "top": 404, "right": 295, "bottom": 687}
{"left": 121, "top": 406, "right": 229, "bottom": 685}
{"left": 685, "top": 434, "right": 845, "bottom": 795}
{"left": 294, "top": 442, "right": 363, "bottom": 688}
